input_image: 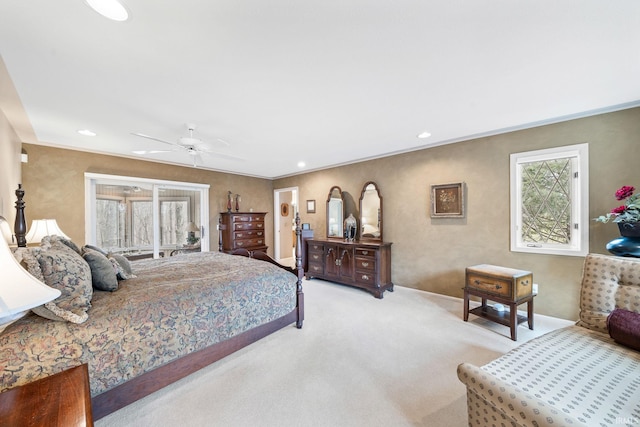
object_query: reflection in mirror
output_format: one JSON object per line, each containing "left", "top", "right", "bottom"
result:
{"left": 326, "top": 186, "right": 344, "bottom": 238}
{"left": 359, "top": 182, "right": 382, "bottom": 241}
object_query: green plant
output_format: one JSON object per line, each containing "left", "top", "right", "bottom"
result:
{"left": 594, "top": 185, "right": 640, "bottom": 223}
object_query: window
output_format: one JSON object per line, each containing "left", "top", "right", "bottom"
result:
{"left": 96, "top": 197, "right": 125, "bottom": 248}
{"left": 85, "top": 173, "right": 210, "bottom": 257}
{"left": 510, "top": 143, "right": 589, "bottom": 256}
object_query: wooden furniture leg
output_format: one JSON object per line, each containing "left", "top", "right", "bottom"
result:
{"left": 509, "top": 302, "right": 518, "bottom": 341}
{"left": 463, "top": 289, "right": 470, "bottom": 321}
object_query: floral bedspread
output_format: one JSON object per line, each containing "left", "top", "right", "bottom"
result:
{"left": 0, "top": 251, "right": 297, "bottom": 396}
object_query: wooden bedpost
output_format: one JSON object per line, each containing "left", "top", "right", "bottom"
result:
{"left": 14, "top": 185, "right": 27, "bottom": 247}
{"left": 218, "top": 215, "right": 223, "bottom": 252}
{"left": 294, "top": 212, "right": 304, "bottom": 328}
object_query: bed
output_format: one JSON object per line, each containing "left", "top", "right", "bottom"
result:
{"left": 0, "top": 187, "right": 304, "bottom": 420}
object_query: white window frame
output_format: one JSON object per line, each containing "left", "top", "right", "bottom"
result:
{"left": 510, "top": 143, "right": 589, "bottom": 257}
{"left": 85, "top": 173, "right": 210, "bottom": 257}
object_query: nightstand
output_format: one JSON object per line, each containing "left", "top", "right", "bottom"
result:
{"left": 463, "top": 264, "right": 535, "bottom": 341}
{"left": 0, "top": 364, "right": 93, "bottom": 426}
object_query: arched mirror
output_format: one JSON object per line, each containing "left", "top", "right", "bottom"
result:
{"left": 326, "top": 186, "right": 344, "bottom": 239}
{"left": 359, "top": 181, "right": 382, "bottom": 241}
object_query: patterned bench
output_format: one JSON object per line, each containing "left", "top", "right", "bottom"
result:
{"left": 457, "top": 253, "right": 640, "bottom": 426}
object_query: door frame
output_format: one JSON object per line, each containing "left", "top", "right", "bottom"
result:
{"left": 273, "top": 186, "right": 298, "bottom": 261}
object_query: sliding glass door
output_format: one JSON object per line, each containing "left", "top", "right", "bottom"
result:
{"left": 85, "top": 173, "right": 210, "bottom": 258}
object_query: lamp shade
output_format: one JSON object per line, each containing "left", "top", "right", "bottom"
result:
{"left": 25, "top": 219, "right": 70, "bottom": 244}
{"left": 0, "top": 217, "right": 13, "bottom": 245}
{"left": 0, "top": 217, "right": 61, "bottom": 327}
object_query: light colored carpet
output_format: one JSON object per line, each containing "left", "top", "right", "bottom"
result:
{"left": 96, "top": 279, "right": 573, "bottom": 427}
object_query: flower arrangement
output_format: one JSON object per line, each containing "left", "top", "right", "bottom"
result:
{"left": 595, "top": 185, "right": 640, "bottom": 224}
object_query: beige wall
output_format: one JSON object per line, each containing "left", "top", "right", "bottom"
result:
{"left": 275, "top": 107, "right": 640, "bottom": 320}
{"left": 11, "top": 108, "right": 640, "bottom": 321}
{"left": 20, "top": 144, "right": 275, "bottom": 255}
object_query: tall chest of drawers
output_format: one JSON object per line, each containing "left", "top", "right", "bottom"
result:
{"left": 306, "top": 239, "right": 393, "bottom": 298}
{"left": 219, "top": 212, "right": 268, "bottom": 254}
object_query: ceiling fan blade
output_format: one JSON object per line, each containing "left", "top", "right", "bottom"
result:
{"left": 132, "top": 149, "right": 172, "bottom": 155}
{"left": 131, "top": 132, "right": 178, "bottom": 147}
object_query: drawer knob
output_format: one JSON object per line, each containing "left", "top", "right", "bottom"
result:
{"left": 495, "top": 284, "right": 502, "bottom": 289}
{"left": 313, "top": 255, "right": 319, "bottom": 260}
{"left": 361, "top": 274, "right": 369, "bottom": 280}
{"left": 361, "top": 262, "right": 369, "bottom": 267}
{"left": 362, "top": 251, "right": 369, "bottom": 255}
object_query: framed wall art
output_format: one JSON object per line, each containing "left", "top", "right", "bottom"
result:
{"left": 306, "top": 199, "right": 316, "bottom": 213}
{"left": 431, "top": 182, "right": 465, "bottom": 218}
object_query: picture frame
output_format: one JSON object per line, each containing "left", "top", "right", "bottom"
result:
{"left": 431, "top": 182, "right": 465, "bottom": 218}
{"left": 306, "top": 199, "right": 316, "bottom": 213}
{"left": 281, "top": 203, "right": 289, "bottom": 217}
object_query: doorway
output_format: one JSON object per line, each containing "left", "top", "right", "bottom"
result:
{"left": 273, "top": 186, "right": 298, "bottom": 266}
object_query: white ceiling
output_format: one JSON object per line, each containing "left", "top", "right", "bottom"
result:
{"left": 1, "top": 1, "right": 639, "bottom": 179}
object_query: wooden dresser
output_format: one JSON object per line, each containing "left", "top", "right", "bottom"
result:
{"left": 305, "top": 239, "right": 393, "bottom": 298}
{"left": 219, "top": 212, "right": 268, "bottom": 254}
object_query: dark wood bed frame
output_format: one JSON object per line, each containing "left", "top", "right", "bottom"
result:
{"left": 13, "top": 185, "right": 304, "bottom": 420}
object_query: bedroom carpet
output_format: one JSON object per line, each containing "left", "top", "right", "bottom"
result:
{"left": 95, "top": 279, "right": 573, "bottom": 427}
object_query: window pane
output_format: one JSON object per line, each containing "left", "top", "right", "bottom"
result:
{"left": 520, "top": 158, "right": 571, "bottom": 244}
{"left": 96, "top": 199, "right": 125, "bottom": 250}
{"left": 160, "top": 200, "right": 189, "bottom": 246}
{"left": 131, "top": 200, "right": 153, "bottom": 248}
{"left": 510, "top": 143, "right": 588, "bottom": 256}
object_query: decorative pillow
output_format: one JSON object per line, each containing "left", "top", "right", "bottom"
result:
{"left": 108, "top": 254, "right": 136, "bottom": 280}
{"left": 11, "top": 247, "right": 45, "bottom": 281}
{"left": 107, "top": 252, "right": 136, "bottom": 280}
{"left": 82, "top": 248, "right": 118, "bottom": 291}
{"left": 84, "top": 244, "right": 108, "bottom": 256}
{"left": 607, "top": 308, "right": 640, "bottom": 351}
{"left": 50, "top": 235, "right": 82, "bottom": 255}
{"left": 32, "top": 237, "right": 92, "bottom": 323}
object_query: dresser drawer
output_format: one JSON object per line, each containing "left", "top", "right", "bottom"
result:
{"left": 466, "top": 264, "right": 532, "bottom": 300}
{"left": 308, "top": 262, "right": 324, "bottom": 275}
{"left": 308, "top": 251, "right": 323, "bottom": 264}
{"left": 233, "top": 230, "right": 264, "bottom": 240}
{"left": 233, "top": 237, "right": 265, "bottom": 248}
{"left": 355, "top": 256, "right": 376, "bottom": 271}
{"left": 233, "top": 221, "right": 264, "bottom": 231}
{"left": 308, "top": 242, "right": 324, "bottom": 252}
{"left": 232, "top": 214, "right": 265, "bottom": 223}
{"left": 356, "top": 271, "right": 377, "bottom": 286}
{"left": 355, "top": 248, "right": 375, "bottom": 258}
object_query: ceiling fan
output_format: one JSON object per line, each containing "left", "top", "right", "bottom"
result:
{"left": 131, "top": 123, "right": 243, "bottom": 167}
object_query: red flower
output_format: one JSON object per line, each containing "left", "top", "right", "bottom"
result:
{"left": 611, "top": 205, "right": 627, "bottom": 214}
{"left": 615, "top": 185, "right": 635, "bottom": 201}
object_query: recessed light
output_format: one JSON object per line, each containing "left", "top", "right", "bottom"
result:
{"left": 417, "top": 131, "right": 432, "bottom": 139}
{"left": 85, "top": 0, "right": 129, "bottom": 22}
{"left": 78, "top": 129, "right": 97, "bottom": 136}
{"left": 297, "top": 161, "right": 306, "bottom": 168}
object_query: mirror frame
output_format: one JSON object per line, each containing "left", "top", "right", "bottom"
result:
{"left": 326, "top": 186, "right": 344, "bottom": 239}
{"left": 359, "top": 181, "right": 383, "bottom": 242}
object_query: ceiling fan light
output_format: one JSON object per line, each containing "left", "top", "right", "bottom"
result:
{"left": 85, "top": 0, "right": 129, "bottom": 22}
{"left": 180, "top": 137, "right": 202, "bottom": 146}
